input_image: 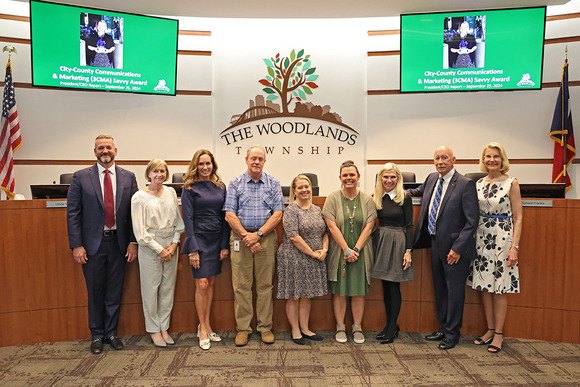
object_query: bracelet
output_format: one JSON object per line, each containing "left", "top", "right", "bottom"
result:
{"left": 346, "top": 248, "right": 351, "bottom": 257}
{"left": 323, "top": 248, "right": 328, "bottom": 252}
{"left": 512, "top": 245, "right": 520, "bottom": 251}
{"left": 352, "top": 246, "right": 360, "bottom": 253}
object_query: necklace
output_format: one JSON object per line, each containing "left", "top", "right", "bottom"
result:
{"left": 345, "top": 199, "right": 357, "bottom": 233}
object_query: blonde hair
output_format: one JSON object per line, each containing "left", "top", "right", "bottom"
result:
{"left": 373, "top": 162, "right": 405, "bottom": 209}
{"left": 289, "top": 174, "right": 312, "bottom": 203}
{"left": 246, "top": 145, "right": 266, "bottom": 158}
{"left": 145, "top": 158, "right": 169, "bottom": 182}
{"left": 94, "top": 134, "right": 115, "bottom": 148}
{"left": 184, "top": 149, "right": 222, "bottom": 189}
{"left": 480, "top": 142, "right": 510, "bottom": 173}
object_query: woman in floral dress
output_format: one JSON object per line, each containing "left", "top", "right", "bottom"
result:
{"left": 467, "top": 142, "right": 522, "bottom": 353}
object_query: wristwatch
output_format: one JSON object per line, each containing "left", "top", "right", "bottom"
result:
{"left": 257, "top": 230, "right": 264, "bottom": 238}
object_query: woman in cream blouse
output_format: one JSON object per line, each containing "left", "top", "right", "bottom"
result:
{"left": 131, "top": 159, "right": 184, "bottom": 347}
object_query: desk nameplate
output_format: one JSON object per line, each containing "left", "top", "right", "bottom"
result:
{"left": 46, "top": 201, "right": 68, "bottom": 208}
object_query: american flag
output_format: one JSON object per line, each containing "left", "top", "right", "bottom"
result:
{"left": 1, "top": 60, "right": 22, "bottom": 199}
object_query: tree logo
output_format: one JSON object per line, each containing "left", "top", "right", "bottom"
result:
{"left": 259, "top": 49, "right": 318, "bottom": 113}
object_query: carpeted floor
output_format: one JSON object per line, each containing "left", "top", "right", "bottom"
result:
{"left": 1, "top": 331, "right": 579, "bottom": 386}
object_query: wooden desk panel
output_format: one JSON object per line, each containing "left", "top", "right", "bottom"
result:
{"left": 1, "top": 198, "right": 578, "bottom": 346}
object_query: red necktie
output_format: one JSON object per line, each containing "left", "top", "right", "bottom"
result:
{"left": 104, "top": 170, "right": 115, "bottom": 228}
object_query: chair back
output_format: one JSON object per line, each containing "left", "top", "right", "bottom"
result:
{"left": 59, "top": 173, "right": 74, "bottom": 184}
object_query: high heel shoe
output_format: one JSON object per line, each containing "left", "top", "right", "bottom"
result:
{"left": 487, "top": 332, "right": 503, "bottom": 354}
{"left": 375, "top": 327, "right": 389, "bottom": 341}
{"left": 474, "top": 328, "right": 495, "bottom": 345}
{"left": 380, "top": 325, "right": 400, "bottom": 344}
{"left": 151, "top": 333, "right": 167, "bottom": 348}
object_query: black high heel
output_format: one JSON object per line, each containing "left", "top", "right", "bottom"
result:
{"left": 375, "top": 327, "right": 389, "bottom": 340}
{"left": 473, "top": 328, "right": 495, "bottom": 345}
{"left": 488, "top": 332, "right": 503, "bottom": 353}
{"left": 380, "top": 325, "right": 400, "bottom": 344}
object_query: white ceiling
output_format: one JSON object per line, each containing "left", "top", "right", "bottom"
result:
{"left": 23, "top": 0, "right": 570, "bottom": 18}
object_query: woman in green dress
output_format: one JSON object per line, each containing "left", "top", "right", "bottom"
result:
{"left": 322, "top": 160, "right": 377, "bottom": 344}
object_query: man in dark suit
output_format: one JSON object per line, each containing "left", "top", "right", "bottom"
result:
{"left": 67, "top": 134, "right": 138, "bottom": 354}
{"left": 408, "top": 146, "right": 478, "bottom": 350}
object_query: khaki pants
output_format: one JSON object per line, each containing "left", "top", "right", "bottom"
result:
{"left": 230, "top": 231, "right": 277, "bottom": 332}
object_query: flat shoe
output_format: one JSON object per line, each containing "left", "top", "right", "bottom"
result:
{"left": 352, "top": 324, "right": 365, "bottom": 344}
{"left": 335, "top": 324, "right": 347, "bottom": 343}
{"left": 209, "top": 332, "right": 222, "bottom": 342}
{"left": 292, "top": 337, "right": 305, "bottom": 345}
{"left": 199, "top": 338, "right": 210, "bottom": 350}
{"left": 301, "top": 332, "right": 323, "bottom": 341}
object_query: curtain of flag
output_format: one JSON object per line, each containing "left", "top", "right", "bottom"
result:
{"left": 549, "top": 58, "right": 576, "bottom": 193}
{"left": 1, "top": 59, "right": 22, "bottom": 199}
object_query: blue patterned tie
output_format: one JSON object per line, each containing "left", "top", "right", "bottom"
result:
{"left": 428, "top": 177, "right": 444, "bottom": 235}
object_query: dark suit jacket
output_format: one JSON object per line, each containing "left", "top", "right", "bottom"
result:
{"left": 408, "top": 170, "right": 478, "bottom": 259}
{"left": 67, "top": 164, "right": 138, "bottom": 255}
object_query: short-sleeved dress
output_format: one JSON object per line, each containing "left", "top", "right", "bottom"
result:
{"left": 467, "top": 177, "right": 520, "bottom": 294}
{"left": 276, "top": 203, "right": 328, "bottom": 299}
{"left": 181, "top": 181, "right": 230, "bottom": 279}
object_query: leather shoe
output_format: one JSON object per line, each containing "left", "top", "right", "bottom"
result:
{"left": 261, "top": 330, "right": 275, "bottom": 344}
{"left": 106, "top": 336, "right": 124, "bottom": 350}
{"left": 425, "top": 331, "right": 445, "bottom": 341}
{"left": 235, "top": 331, "right": 250, "bottom": 347}
{"left": 375, "top": 327, "right": 388, "bottom": 341}
{"left": 438, "top": 338, "right": 457, "bottom": 350}
{"left": 90, "top": 338, "right": 103, "bottom": 354}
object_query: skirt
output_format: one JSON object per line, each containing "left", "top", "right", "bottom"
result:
{"left": 372, "top": 225, "right": 414, "bottom": 282}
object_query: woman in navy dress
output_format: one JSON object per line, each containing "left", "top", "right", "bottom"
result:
{"left": 181, "top": 149, "right": 230, "bottom": 350}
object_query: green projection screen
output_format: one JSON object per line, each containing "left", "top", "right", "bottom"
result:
{"left": 400, "top": 7, "right": 546, "bottom": 93}
{"left": 30, "top": 0, "right": 179, "bottom": 95}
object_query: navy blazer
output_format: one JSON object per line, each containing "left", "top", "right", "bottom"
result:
{"left": 408, "top": 170, "right": 478, "bottom": 259}
{"left": 67, "top": 164, "right": 138, "bottom": 255}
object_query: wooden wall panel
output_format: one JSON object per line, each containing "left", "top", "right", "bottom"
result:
{"left": 1, "top": 199, "right": 579, "bottom": 346}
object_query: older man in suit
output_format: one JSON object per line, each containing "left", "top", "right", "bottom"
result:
{"left": 67, "top": 134, "right": 138, "bottom": 354}
{"left": 408, "top": 146, "right": 478, "bottom": 350}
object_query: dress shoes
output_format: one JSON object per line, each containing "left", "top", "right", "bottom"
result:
{"left": 375, "top": 328, "right": 389, "bottom": 341}
{"left": 301, "top": 331, "right": 323, "bottom": 341}
{"left": 380, "top": 325, "right": 400, "bottom": 344}
{"left": 106, "top": 336, "right": 124, "bottom": 350}
{"left": 90, "top": 338, "right": 103, "bottom": 354}
{"left": 425, "top": 331, "right": 445, "bottom": 341}
{"left": 438, "top": 338, "right": 458, "bottom": 350}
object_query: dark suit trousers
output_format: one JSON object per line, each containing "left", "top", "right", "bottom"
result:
{"left": 430, "top": 235, "right": 471, "bottom": 342}
{"left": 82, "top": 234, "right": 127, "bottom": 339}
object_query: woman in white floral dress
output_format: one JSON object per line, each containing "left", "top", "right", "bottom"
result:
{"left": 467, "top": 142, "right": 522, "bottom": 354}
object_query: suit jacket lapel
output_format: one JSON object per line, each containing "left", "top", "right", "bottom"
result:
{"left": 420, "top": 173, "right": 438, "bottom": 222}
{"left": 115, "top": 166, "right": 125, "bottom": 213}
{"left": 438, "top": 171, "right": 459, "bottom": 217}
{"left": 89, "top": 164, "right": 105, "bottom": 209}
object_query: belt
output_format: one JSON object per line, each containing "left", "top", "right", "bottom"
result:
{"left": 480, "top": 213, "right": 511, "bottom": 219}
{"left": 103, "top": 230, "right": 117, "bottom": 237}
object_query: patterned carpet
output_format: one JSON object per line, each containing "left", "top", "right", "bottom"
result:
{"left": 1, "top": 331, "right": 579, "bottom": 386}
